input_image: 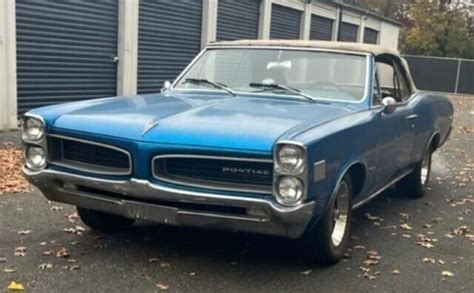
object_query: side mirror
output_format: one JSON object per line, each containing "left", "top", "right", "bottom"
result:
{"left": 381, "top": 97, "right": 397, "bottom": 114}
{"left": 161, "top": 80, "right": 171, "bottom": 93}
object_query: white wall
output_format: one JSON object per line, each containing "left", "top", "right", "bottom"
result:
{"left": 379, "top": 21, "right": 399, "bottom": 49}
{"left": 0, "top": 0, "right": 17, "bottom": 130}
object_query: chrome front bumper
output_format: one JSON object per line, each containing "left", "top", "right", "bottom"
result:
{"left": 23, "top": 168, "right": 315, "bottom": 238}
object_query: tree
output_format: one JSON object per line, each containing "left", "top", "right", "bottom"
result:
{"left": 342, "top": 0, "right": 473, "bottom": 58}
{"left": 401, "top": 0, "right": 474, "bottom": 58}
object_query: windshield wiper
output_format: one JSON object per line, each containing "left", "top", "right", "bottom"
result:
{"left": 248, "top": 83, "right": 317, "bottom": 103}
{"left": 184, "top": 78, "right": 236, "bottom": 96}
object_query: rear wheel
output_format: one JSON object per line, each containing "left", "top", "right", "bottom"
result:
{"left": 301, "top": 174, "right": 353, "bottom": 265}
{"left": 77, "top": 207, "right": 135, "bottom": 233}
{"left": 397, "top": 144, "right": 433, "bottom": 199}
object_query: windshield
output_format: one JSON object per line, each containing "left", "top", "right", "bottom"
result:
{"left": 174, "top": 48, "right": 369, "bottom": 102}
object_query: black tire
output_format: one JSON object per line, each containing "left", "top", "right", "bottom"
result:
{"left": 396, "top": 144, "right": 433, "bottom": 199}
{"left": 77, "top": 207, "right": 135, "bottom": 233}
{"left": 301, "top": 174, "right": 353, "bottom": 265}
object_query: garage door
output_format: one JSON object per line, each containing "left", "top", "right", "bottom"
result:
{"left": 310, "top": 15, "right": 333, "bottom": 41}
{"left": 270, "top": 4, "right": 301, "bottom": 40}
{"left": 16, "top": 1, "right": 118, "bottom": 113}
{"left": 363, "top": 28, "right": 378, "bottom": 44}
{"left": 338, "top": 22, "right": 358, "bottom": 42}
{"left": 217, "top": 0, "right": 260, "bottom": 41}
{"left": 137, "top": 0, "right": 202, "bottom": 94}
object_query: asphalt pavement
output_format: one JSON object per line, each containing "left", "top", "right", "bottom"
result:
{"left": 1, "top": 96, "right": 472, "bottom": 292}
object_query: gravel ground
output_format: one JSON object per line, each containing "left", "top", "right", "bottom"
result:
{"left": 0, "top": 96, "right": 472, "bottom": 292}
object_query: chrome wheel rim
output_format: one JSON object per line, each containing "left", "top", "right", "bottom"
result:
{"left": 420, "top": 151, "right": 430, "bottom": 186}
{"left": 331, "top": 180, "right": 350, "bottom": 247}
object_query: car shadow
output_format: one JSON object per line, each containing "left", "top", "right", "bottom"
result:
{"left": 78, "top": 187, "right": 422, "bottom": 270}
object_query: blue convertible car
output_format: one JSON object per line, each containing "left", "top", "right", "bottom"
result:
{"left": 22, "top": 40, "right": 453, "bottom": 264}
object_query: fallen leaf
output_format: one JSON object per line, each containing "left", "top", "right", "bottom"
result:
{"left": 7, "top": 281, "right": 24, "bottom": 291}
{"left": 363, "top": 259, "right": 379, "bottom": 266}
{"left": 0, "top": 257, "right": 6, "bottom": 263}
{"left": 56, "top": 247, "right": 69, "bottom": 258}
{"left": 18, "top": 230, "right": 32, "bottom": 235}
{"left": 365, "top": 213, "right": 383, "bottom": 222}
{"left": 156, "top": 283, "right": 170, "bottom": 290}
{"left": 353, "top": 245, "right": 366, "bottom": 250}
{"left": 400, "top": 223, "right": 413, "bottom": 230}
{"left": 300, "top": 269, "right": 312, "bottom": 275}
{"left": 14, "top": 247, "right": 26, "bottom": 257}
{"left": 423, "top": 257, "right": 436, "bottom": 264}
{"left": 39, "top": 263, "right": 53, "bottom": 270}
{"left": 50, "top": 206, "right": 63, "bottom": 211}
{"left": 63, "top": 265, "right": 80, "bottom": 271}
{"left": 392, "top": 269, "right": 400, "bottom": 275}
{"left": 148, "top": 258, "right": 160, "bottom": 263}
{"left": 160, "top": 262, "right": 171, "bottom": 268}
{"left": 441, "top": 271, "right": 454, "bottom": 277}
{"left": 3, "top": 268, "right": 17, "bottom": 273}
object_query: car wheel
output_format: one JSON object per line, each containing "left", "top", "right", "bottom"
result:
{"left": 301, "top": 174, "right": 353, "bottom": 265}
{"left": 397, "top": 144, "right": 433, "bottom": 199}
{"left": 77, "top": 207, "right": 135, "bottom": 233}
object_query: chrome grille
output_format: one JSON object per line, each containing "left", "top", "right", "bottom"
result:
{"left": 49, "top": 135, "right": 131, "bottom": 175}
{"left": 153, "top": 155, "right": 273, "bottom": 193}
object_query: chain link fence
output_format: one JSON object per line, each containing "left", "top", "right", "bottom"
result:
{"left": 404, "top": 55, "right": 474, "bottom": 95}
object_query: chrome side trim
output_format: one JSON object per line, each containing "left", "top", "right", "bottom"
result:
{"left": 151, "top": 154, "right": 273, "bottom": 194}
{"left": 352, "top": 169, "right": 413, "bottom": 209}
{"left": 48, "top": 134, "right": 133, "bottom": 176}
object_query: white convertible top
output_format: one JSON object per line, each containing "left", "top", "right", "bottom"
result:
{"left": 206, "top": 40, "right": 400, "bottom": 57}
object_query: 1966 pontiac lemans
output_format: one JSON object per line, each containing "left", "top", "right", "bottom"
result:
{"left": 22, "top": 40, "right": 453, "bottom": 264}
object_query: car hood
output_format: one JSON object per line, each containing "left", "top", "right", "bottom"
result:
{"left": 34, "top": 92, "right": 357, "bottom": 152}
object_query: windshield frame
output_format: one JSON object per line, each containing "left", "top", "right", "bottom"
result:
{"left": 171, "top": 46, "right": 372, "bottom": 104}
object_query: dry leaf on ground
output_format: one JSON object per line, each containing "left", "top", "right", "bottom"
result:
{"left": 156, "top": 283, "right": 170, "bottom": 290}
{"left": 0, "top": 148, "right": 31, "bottom": 195}
{"left": 7, "top": 281, "right": 25, "bottom": 291}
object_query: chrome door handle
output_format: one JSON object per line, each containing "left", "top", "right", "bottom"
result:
{"left": 406, "top": 114, "right": 418, "bottom": 120}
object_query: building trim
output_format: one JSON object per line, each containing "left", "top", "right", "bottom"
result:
{"left": 300, "top": 2, "right": 312, "bottom": 40}
{"left": 201, "top": 0, "right": 218, "bottom": 46}
{"left": 117, "top": 0, "right": 139, "bottom": 96}
{"left": 258, "top": 0, "right": 272, "bottom": 39}
{"left": 272, "top": 0, "right": 304, "bottom": 11}
{"left": 0, "top": 0, "right": 18, "bottom": 130}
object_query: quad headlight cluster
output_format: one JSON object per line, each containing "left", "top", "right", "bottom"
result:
{"left": 21, "top": 116, "right": 47, "bottom": 171}
{"left": 274, "top": 143, "right": 306, "bottom": 206}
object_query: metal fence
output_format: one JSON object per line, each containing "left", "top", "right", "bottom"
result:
{"left": 404, "top": 55, "right": 474, "bottom": 95}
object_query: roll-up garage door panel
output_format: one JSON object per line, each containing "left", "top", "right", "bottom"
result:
{"left": 310, "top": 15, "right": 333, "bottom": 40}
{"left": 16, "top": 0, "right": 118, "bottom": 113}
{"left": 217, "top": 0, "right": 260, "bottom": 41}
{"left": 137, "top": 0, "right": 203, "bottom": 94}
{"left": 363, "top": 28, "right": 378, "bottom": 44}
{"left": 270, "top": 4, "right": 301, "bottom": 40}
{"left": 338, "top": 22, "right": 358, "bottom": 42}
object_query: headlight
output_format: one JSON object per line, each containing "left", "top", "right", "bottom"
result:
{"left": 22, "top": 117, "right": 45, "bottom": 141}
{"left": 276, "top": 176, "right": 304, "bottom": 206}
{"left": 277, "top": 144, "right": 304, "bottom": 173}
{"left": 25, "top": 145, "right": 47, "bottom": 171}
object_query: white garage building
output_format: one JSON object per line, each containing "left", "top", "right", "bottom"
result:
{"left": 0, "top": 0, "right": 400, "bottom": 130}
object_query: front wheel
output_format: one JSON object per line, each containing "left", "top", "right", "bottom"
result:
{"left": 396, "top": 145, "right": 433, "bottom": 199}
{"left": 77, "top": 207, "right": 135, "bottom": 233}
{"left": 301, "top": 175, "right": 353, "bottom": 265}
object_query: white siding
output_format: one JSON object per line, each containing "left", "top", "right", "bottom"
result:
{"left": 0, "top": 0, "right": 17, "bottom": 130}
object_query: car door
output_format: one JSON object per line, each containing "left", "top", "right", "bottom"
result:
{"left": 371, "top": 58, "right": 417, "bottom": 190}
